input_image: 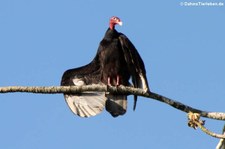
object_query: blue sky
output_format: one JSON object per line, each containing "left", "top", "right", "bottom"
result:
{"left": 0, "top": 0, "right": 225, "bottom": 148}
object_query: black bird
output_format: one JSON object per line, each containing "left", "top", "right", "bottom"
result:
{"left": 61, "top": 16, "right": 149, "bottom": 118}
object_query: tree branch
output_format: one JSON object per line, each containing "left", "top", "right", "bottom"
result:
{"left": 0, "top": 85, "right": 224, "bottom": 121}
{"left": 197, "top": 122, "right": 225, "bottom": 139}
{"left": 187, "top": 112, "right": 225, "bottom": 139}
{"left": 216, "top": 125, "right": 225, "bottom": 149}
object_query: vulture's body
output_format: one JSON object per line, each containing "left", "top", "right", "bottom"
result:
{"left": 61, "top": 16, "right": 149, "bottom": 118}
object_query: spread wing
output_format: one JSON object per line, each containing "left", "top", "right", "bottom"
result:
{"left": 119, "top": 34, "right": 150, "bottom": 110}
{"left": 61, "top": 56, "right": 106, "bottom": 118}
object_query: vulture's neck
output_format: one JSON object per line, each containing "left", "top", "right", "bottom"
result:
{"left": 104, "top": 28, "right": 119, "bottom": 40}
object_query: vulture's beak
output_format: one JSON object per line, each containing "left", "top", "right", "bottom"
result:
{"left": 118, "top": 21, "right": 123, "bottom": 26}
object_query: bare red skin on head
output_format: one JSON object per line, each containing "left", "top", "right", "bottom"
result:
{"left": 109, "top": 16, "right": 122, "bottom": 30}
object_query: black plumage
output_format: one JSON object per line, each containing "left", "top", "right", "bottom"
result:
{"left": 61, "top": 55, "right": 106, "bottom": 117}
{"left": 61, "top": 16, "right": 149, "bottom": 118}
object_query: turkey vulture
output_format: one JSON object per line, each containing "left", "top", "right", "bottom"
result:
{"left": 61, "top": 16, "right": 149, "bottom": 118}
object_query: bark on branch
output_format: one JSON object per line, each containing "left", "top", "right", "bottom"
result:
{"left": 0, "top": 85, "right": 224, "bottom": 121}
{"left": 1, "top": 85, "right": 225, "bottom": 139}
{"left": 216, "top": 125, "right": 225, "bottom": 149}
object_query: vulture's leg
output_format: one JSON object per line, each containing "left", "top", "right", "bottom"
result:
{"left": 116, "top": 75, "right": 120, "bottom": 86}
{"left": 107, "top": 77, "right": 112, "bottom": 86}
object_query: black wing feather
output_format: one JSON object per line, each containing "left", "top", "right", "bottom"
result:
{"left": 119, "top": 33, "right": 150, "bottom": 110}
{"left": 61, "top": 55, "right": 106, "bottom": 117}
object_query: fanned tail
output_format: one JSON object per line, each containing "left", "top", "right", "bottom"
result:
{"left": 105, "top": 94, "right": 127, "bottom": 117}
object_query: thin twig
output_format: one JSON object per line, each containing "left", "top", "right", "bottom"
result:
{"left": 196, "top": 122, "right": 225, "bottom": 139}
{"left": 216, "top": 125, "right": 225, "bottom": 149}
